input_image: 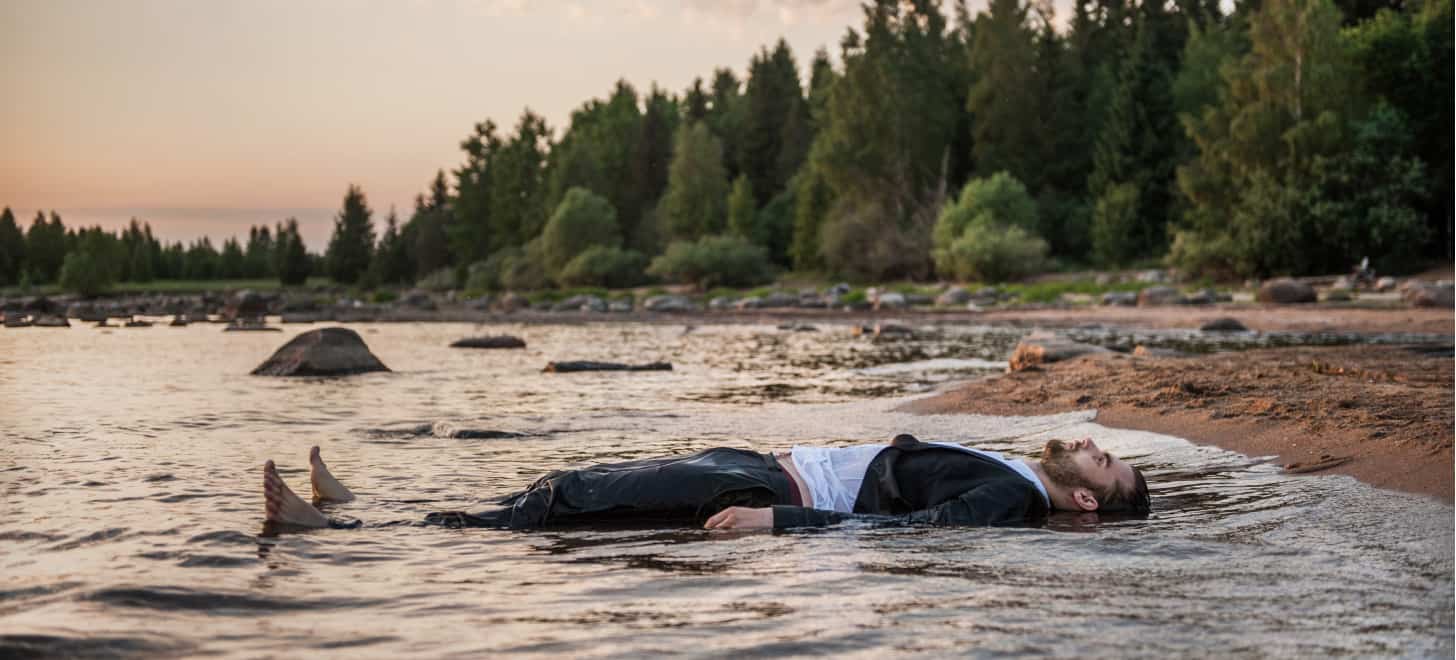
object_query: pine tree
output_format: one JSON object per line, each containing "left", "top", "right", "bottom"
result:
{"left": 219, "top": 237, "right": 246, "bottom": 279}
{"left": 684, "top": 77, "right": 709, "bottom": 123}
{"left": 325, "top": 184, "right": 376, "bottom": 284}
{"left": 371, "top": 207, "right": 413, "bottom": 285}
{"left": 490, "top": 110, "right": 551, "bottom": 248}
{"left": 0, "top": 207, "right": 25, "bottom": 285}
{"left": 631, "top": 87, "right": 677, "bottom": 252}
{"left": 742, "top": 39, "right": 805, "bottom": 206}
{"left": 244, "top": 225, "right": 275, "bottom": 278}
{"left": 451, "top": 122, "right": 501, "bottom": 265}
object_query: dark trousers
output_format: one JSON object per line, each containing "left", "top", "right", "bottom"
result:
{"left": 424, "top": 448, "right": 796, "bottom": 529}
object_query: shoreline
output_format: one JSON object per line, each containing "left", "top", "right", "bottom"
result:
{"left": 898, "top": 344, "right": 1454, "bottom": 503}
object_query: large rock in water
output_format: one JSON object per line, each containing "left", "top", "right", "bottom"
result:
{"left": 1256, "top": 278, "right": 1316, "bottom": 304}
{"left": 251, "top": 328, "right": 390, "bottom": 377}
{"left": 1007, "top": 331, "right": 1111, "bottom": 372}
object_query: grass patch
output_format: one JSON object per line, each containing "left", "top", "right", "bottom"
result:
{"left": 1002, "top": 280, "right": 1147, "bottom": 304}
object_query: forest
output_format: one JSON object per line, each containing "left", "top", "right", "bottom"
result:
{"left": 2, "top": 0, "right": 1450, "bottom": 296}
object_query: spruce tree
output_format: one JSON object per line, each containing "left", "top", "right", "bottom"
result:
{"left": 325, "top": 184, "right": 376, "bottom": 284}
{"left": 661, "top": 122, "right": 730, "bottom": 241}
{"left": 631, "top": 87, "right": 677, "bottom": 251}
{"left": 277, "top": 219, "right": 311, "bottom": 286}
{"left": 727, "top": 175, "right": 756, "bottom": 239}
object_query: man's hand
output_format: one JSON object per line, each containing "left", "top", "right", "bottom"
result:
{"left": 703, "top": 506, "right": 773, "bottom": 530}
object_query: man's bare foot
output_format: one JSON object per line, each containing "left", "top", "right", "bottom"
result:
{"left": 309, "top": 446, "right": 355, "bottom": 503}
{"left": 263, "top": 460, "right": 330, "bottom": 528}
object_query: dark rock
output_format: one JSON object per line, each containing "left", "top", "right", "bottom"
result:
{"left": 1137, "top": 286, "right": 1183, "bottom": 306}
{"left": 1200, "top": 317, "right": 1249, "bottom": 332}
{"left": 4, "top": 315, "right": 31, "bottom": 328}
{"left": 1403, "top": 283, "right": 1454, "bottom": 308}
{"left": 227, "top": 290, "right": 271, "bottom": 320}
{"left": 168, "top": 315, "right": 189, "bottom": 327}
{"left": 1183, "top": 288, "right": 1218, "bottom": 305}
{"left": 735, "top": 296, "right": 764, "bottom": 310}
{"left": 494, "top": 292, "right": 527, "bottom": 312}
{"left": 643, "top": 295, "right": 697, "bottom": 312}
{"left": 400, "top": 289, "right": 435, "bottom": 310}
{"left": 776, "top": 322, "right": 818, "bottom": 332}
{"left": 451, "top": 335, "right": 526, "bottom": 349}
{"left": 873, "top": 291, "right": 908, "bottom": 310}
{"left": 936, "top": 287, "right": 972, "bottom": 306}
{"left": 608, "top": 299, "right": 633, "bottom": 313}
{"left": 124, "top": 317, "right": 152, "bottom": 328}
{"left": 709, "top": 296, "right": 737, "bottom": 310}
{"left": 280, "top": 313, "right": 316, "bottom": 324}
{"left": 1007, "top": 331, "right": 1111, "bottom": 372}
{"left": 543, "top": 361, "right": 672, "bottom": 373}
{"left": 553, "top": 295, "right": 605, "bottom": 313}
{"left": 1101, "top": 291, "right": 1138, "bottom": 307}
{"left": 1256, "top": 278, "right": 1317, "bottom": 304}
{"left": 797, "top": 294, "right": 828, "bottom": 309}
{"left": 827, "top": 283, "right": 852, "bottom": 297}
{"left": 32, "top": 315, "right": 69, "bottom": 327}
{"left": 251, "top": 327, "right": 390, "bottom": 376}
{"left": 760, "top": 291, "right": 798, "bottom": 308}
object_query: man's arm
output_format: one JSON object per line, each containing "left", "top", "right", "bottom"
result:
{"left": 702, "top": 481, "right": 1042, "bottom": 530}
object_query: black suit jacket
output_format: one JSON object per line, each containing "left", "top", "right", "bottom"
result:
{"left": 772, "top": 434, "right": 1050, "bottom": 528}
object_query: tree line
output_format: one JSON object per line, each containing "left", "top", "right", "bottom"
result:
{"left": 4, "top": 0, "right": 1449, "bottom": 295}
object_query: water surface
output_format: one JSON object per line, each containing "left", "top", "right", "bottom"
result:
{"left": 2, "top": 322, "right": 1450, "bottom": 657}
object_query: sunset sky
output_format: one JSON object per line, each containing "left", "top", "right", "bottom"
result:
{"left": 0, "top": 0, "right": 1007, "bottom": 247}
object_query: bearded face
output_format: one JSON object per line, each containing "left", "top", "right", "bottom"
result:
{"left": 1041, "top": 439, "right": 1095, "bottom": 491}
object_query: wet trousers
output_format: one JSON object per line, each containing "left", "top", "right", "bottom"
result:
{"left": 422, "top": 448, "right": 797, "bottom": 529}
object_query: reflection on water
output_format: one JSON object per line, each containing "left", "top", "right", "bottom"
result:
{"left": 1, "top": 322, "right": 1451, "bottom": 658}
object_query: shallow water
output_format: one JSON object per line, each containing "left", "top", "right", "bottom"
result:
{"left": 1, "top": 321, "right": 1451, "bottom": 658}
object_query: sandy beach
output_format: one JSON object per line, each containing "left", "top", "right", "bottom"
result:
{"left": 901, "top": 306, "right": 1454, "bottom": 502}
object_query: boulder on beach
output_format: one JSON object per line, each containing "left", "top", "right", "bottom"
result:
{"left": 227, "top": 289, "right": 271, "bottom": 320}
{"left": 873, "top": 291, "right": 908, "bottom": 310}
{"left": 1200, "top": 317, "right": 1249, "bottom": 332}
{"left": 1007, "top": 331, "right": 1111, "bottom": 372}
{"left": 251, "top": 327, "right": 391, "bottom": 377}
{"left": 32, "top": 315, "right": 70, "bottom": 327}
{"left": 1256, "top": 278, "right": 1317, "bottom": 304}
{"left": 451, "top": 335, "right": 526, "bottom": 349}
{"left": 1374, "top": 276, "right": 1399, "bottom": 292}
{"left": 543, "top": 360, "right": 673, "bottom": 373}
{"left": 1137, "top": 286, "right": 1183, "bottom": 306}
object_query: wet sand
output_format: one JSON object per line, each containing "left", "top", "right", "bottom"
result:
{"left": 902, "top": 343, "right": 1454, "bottom": 502}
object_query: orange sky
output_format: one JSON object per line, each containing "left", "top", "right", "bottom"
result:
{"left": 0, "top": 0, "right": 1011, "bottom": 246}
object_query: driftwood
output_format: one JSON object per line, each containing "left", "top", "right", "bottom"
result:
{"left": 450, "top": 335, "right": 526, "bottom": 349}
{"left": 1007, "top": 331, "right": 1111, "bottom": 372}
{"left": 543, "top": 361, "right": 672, "bottom": 373}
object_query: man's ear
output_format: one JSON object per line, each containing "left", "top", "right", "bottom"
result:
{"left": 1072, "top": 488, "right": 1100, "bottom": 512}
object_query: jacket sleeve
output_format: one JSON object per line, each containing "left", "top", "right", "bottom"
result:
{"left": 772, "top": 481, "right": 1041, "bottom": 529}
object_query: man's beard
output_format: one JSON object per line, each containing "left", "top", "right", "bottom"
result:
{"left": 1042, "top": 439, "right": 1094, "bottom": 491}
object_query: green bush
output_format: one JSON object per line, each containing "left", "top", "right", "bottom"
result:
{"left": 59, "top": 250, "right": 115, "bottom": 297}
{"left": 647, "top": 235, "right": 775, "bottom": 289}
{"left": 932, "top": 172, "right": 1038, "bottom": 254}
{"left": 417, "top": 267, "right": 457, "bottom": 292}
{"left": 932, "top": 172, "right": 1046, "bottom": 282}
{"left": 939, "top": 224, "right": 1048, "bottom": 283}
{"left": 541, "top": 187, "right": 620, "bottom": 277}
{"left": 557, "top": 246, "right": 648, "bottom": 288}
{"left": 499, "top": 240, "right": 551, "bottom": 291}
{"left": 466, "top": 247, "right": 523, "bottom": 292}
{"left": 370, "top": 290, "right": 398, "bottom": 304}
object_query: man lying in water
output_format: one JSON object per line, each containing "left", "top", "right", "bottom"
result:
{"left": 264, "top": 435, "right": 1150, "bottom": 531}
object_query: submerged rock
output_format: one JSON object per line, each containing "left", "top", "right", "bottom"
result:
{"left": 451, "top": 335, "right": 526, "bottom": 349}
{"left": 543, "top": 360, "right": 672, "bottom": 373}
{"left": 1007, "top": 331, "right": 1111, "bottom": 372}
{"left": 1200, "top": 317, "right": 1249, "bottom": 332}
{"left": 1257, "top": 278, "right": 1317, "bottom": 304}
{"left": 251, "top": 327, "right": 391, "bottom": 377}
{"left": 32, "top": 315, "right": 69, "bottom": 327}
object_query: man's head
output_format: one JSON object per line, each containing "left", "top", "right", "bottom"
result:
{"left": 1039, "top": 437, "right": 1150, "bottom": 514}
